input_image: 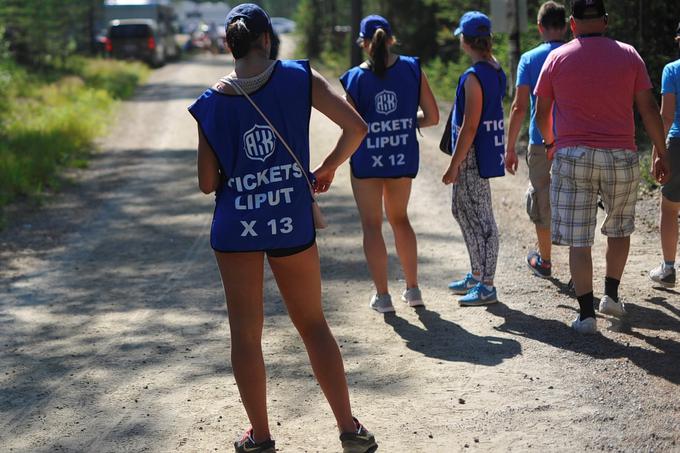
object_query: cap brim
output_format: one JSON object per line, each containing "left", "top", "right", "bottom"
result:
{"left": 453, "top": 26, "right": 462, "bottom": 36}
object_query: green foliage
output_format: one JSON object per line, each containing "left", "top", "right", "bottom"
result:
{"left": 69, "top": 57, "right": 150, "bottom": 99}
{"left": 296, "top": 0, "right": 680, "bottom": 90}
{"left": 0, "top": 0, "right": 101, "bottom": 69}
{"left": 0, "top": 57, "right": 148, "bottom": 211}
{"left": 422, "top": 57, "right": 469, "bottom": 103}
{"left": 0, "top": 78, "right": 111, "bottom": 206}
{"left": 295, "top": 0, "right": 325, "bottom": 59}
{"left": 294, "top": 0, "right": 354, "bottom": 61}
{"left": 298, "top": 0, "right": 679, "bottom": 181}
{"left": 639, "top": 152, "right": 658, "bottom": 193}
{"left": 252, "top": 0, "right": 301, "bottom": 17}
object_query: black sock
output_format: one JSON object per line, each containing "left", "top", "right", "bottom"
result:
{"left": 577, "top": 292, "right": 596, "bottom": 320}
{"left": 605, "top": 277, "right": 620, "bottom": 303}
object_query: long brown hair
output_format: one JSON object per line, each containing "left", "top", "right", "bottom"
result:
{"left": 463, "top": 34, "right": 493, "bottom": 59}
{"left": 369, "top": 28, "right": 389, "bottom": 78}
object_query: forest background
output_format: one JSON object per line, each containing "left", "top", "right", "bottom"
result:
{"left": 250, "top": 0, "right": 680, "bottom": 187}
{"left": 288, "top": 0, "right": 680, "bottom": 103}
{"left": 2, "top": 1, "right": 678, "bottom": 101}
{"left": 0, "top": 0, "right": 679, "bottom": 216}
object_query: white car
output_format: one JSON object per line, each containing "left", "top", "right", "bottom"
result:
{"left": 271, "top": 17, "right": 296, "bottom": 34}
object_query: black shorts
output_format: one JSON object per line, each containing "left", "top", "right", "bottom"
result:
{"left": 213, "top": 234, "right": 316, "bottom": 258}
{"left": 662, "top": 138, "right": 680, "bottom": 203}
{"left": 266, "top": 238, "right": 316, "bottom": 258}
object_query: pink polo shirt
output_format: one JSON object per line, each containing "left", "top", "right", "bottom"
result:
{"left": 535, "top": 36, "right": 652, "bottom": 151}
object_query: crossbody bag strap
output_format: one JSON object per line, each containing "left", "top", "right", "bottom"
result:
{"left": 224, "top": 79, "right": 316, "bottom": 198}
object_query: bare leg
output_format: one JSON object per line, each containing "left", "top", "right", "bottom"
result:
{"left": 351, "top": 176, "right": 389, "bottom": 295}
{"left": 605, "top": 237, "right": 630, "bottom": 281}
{"left": 268, "top": 245, "right": 355, "bottom": 434}
{"left": 660, "top": 195, "right": 680, "bottom": 263}
{"left": 214, "top": 251, "right": 270, "bottom": 442}
{"left": 536, "top": 225, "right": 552, "bottom": 262}
{"left": 383, "top": 178, "right": 418, "bottom": 289}
{"left": 570, "top": 246, "right": 593, "bottom": 296}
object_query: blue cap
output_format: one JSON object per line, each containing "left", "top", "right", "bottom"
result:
{"left": 454, "top": 11, "right": 492, "bottom": 37}
{"left": 225, "top": 3, "right": 272, "bottom": 34}
{"left": 359, "top": 15, "right": 392, "bottom": 40}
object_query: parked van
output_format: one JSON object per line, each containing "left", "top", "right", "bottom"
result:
{"left": 105, "top": 19, "right": 179, "bottom": 67}
{"left": 102, "top": 1, "right": 181, "bottom": 67}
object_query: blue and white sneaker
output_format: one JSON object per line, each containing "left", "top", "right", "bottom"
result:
{"left": 458, "top": 282, "right": 498, "bottom": 306}
{"left": 448, "top": 273, "right": 480, "bottom": 295}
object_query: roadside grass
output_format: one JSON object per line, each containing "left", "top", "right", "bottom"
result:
{"left": 639, "top": 150, "right": 659, "bottom": 193}
{"left": 0, "top": 57, "right": 149, "bottom": 217}
{"left": 66, "top": 57, "right": 150, "bottom": 99}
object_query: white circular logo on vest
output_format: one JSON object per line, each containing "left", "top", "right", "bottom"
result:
{"left": 375, "top": 90, "right": 398, "bottom": 115}
{"left": 243, "top": 125, "right": 276, "bottom": 162}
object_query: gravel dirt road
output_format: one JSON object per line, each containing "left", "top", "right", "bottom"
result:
{"left": 1, "top": 42, "right": 679, "bottom": 452}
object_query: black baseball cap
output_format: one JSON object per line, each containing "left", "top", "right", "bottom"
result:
{"left": 225, "top": 3, "right": 272, "bottom": 34}
{"left": 571, "top": 0, "right": 607, "bottom": 20}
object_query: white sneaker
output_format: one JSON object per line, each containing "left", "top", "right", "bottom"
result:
{"left": 369, "top": 294, "right": 394, "bottom": 313}
{"left": 571, "top": 316, "right": 598, "bottom": 334}
{"left": 649, "top": 264, "right": 676, "bottom": 287}
{"left": 599, "top": 295, "right": 626, "bottom": 318}
{"left": 401, "top": 287, "right": 424, "bottom": 307}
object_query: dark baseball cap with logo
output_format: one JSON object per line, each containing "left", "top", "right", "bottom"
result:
{"left": 571, "top": 0, "right": 607, "bottom": 20}
{"left": 225, "top": 3, "right": 272, "bottom": 34}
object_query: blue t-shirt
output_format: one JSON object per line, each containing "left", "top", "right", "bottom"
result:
{"left": 516, "top": 41, "right": 564, "bottom": 145}
{"left": 662, "top": 59, "right": 680, "bottom": 139}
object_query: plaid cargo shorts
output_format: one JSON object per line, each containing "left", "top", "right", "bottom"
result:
{"left": 551, "top": 146, "right": 640, "bottom": 247}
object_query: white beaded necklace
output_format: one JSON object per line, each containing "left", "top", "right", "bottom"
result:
{"left": 219, "top": 60, "right": 277, "bottom": 94}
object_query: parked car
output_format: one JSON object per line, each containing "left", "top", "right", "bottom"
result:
{"left": 271, "top": 17, "right": 296, "bottom": 34}
{"left": 104, "top": 19, "right": 180, "bottom": 67}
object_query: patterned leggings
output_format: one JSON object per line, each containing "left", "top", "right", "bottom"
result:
{"left": 451, "top": 151, "right": 499, "bottom": 282}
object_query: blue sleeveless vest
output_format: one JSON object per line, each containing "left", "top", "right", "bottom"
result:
{"left": 188, "top": 60, "right": 315, "bottom": 253}
{"left": 340, "top": 56, "right": 421, "bottom": 178}
{"left": 451, "top": 61, "right": 507, "bottom": 178}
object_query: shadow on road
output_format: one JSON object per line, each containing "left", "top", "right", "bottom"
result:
{"left": 383, "top": 307, "right": 522, "bottom": 366}
{"left": 134, "top": 82, "right": 210, "bottom": 102}
{"left": 486, "top": 302, "right": 680, "bottom": 384}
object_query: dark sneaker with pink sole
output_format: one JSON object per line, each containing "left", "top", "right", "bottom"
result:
{"left": 234, "top": 428, "right": 275, "bottom": 453}
{"left": 340, "top": 418, "right": 378, "bottom": 453}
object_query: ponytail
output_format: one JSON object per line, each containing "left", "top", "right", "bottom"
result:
{"left": 226, "top": 18, "right": 263, "bottom": 59}
{"left": 369, "top": 28, "right": 389, "bottom": 78}
{"left": 463, "top": 35, "right": 493, "bottom": 59}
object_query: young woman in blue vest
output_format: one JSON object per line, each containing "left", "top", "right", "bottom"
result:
{"left": 442, "top": 12, "right": 507, "bottom": 306}
{"left": 340, "top": 15, "right": 439, "bottom": 313}
{"left": 188, "top": 5, "right": 378, "bottom": 453}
